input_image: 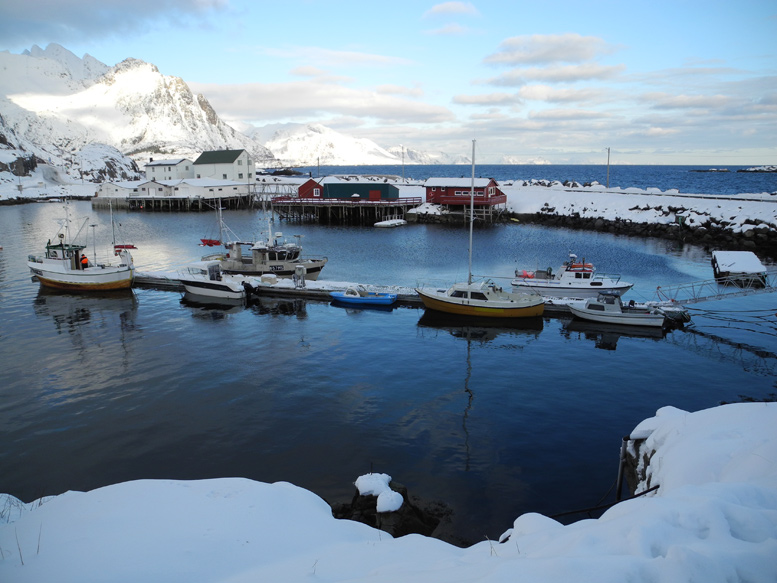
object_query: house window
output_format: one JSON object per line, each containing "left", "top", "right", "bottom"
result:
{"left": 185, "top": 166, "right": 189, "bottom": 170}
{"left": 197, "top": 174, "right": 201, "bottom": 179}
{"left": 158, "top": 187, "right": 163, "bottom": 192}
{"left": 238, "top": 173, "right": 243, "bottom": 179}
{"left": 151, "top": 167, "right": 155, "bottom": 172}
{"left": 238, "top": 160, "right": 243, "bottom": 165}
{"left": 222, "top": 174, "right": 227, "bottom": 179}
{"left": 314, "top": 188, "right": 321, "bottom": 197}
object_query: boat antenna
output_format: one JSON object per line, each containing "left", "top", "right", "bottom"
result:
{"left": 468, "top": 139, "right": 475, "bottom": 285}
{"left": 90, "top": 223, "right": 97, "bottom": 262}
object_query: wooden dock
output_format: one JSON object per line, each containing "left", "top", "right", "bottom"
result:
{"left": 271, "top": 197, "right": 423, "bottom": 225}
{"left": 132, "top": 271, "right": 574, "bottom": 313}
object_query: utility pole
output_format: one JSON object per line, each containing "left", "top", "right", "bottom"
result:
{"left": 606, "top": 147, "right": 611, "bottom": 189}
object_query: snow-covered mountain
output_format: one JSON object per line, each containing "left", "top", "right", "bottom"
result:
{"left": 247, "top": 123, "right": 400, "bottom": 166}
{"left": 0, "top": 44, "right": 275, "bottom": 184}
{"left": 0, "top": 44, "right": 465, "bottom": 186}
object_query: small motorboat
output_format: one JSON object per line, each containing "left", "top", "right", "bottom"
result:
{"left": 330, "top": 285, "right": 398, "bottom": 305}
{"left": 568, "top": 293, "right": 666, "bottom": 328}
{"left": 513, "top": 253, "right": 633, "bottom": 298}
{"left": 178, "top": 261, "right": 252, "bottom": 301}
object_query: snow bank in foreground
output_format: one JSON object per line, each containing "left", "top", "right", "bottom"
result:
{"left": 1, "top": 403, "right": 776, "bottom": 583}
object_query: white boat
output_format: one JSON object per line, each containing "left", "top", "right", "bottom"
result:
{"left": 178, "top": 261, "right": 251, "bottom": 300}
{"left": 512, "top": 253, "right": 633, "bottom": 298}
{"left": 374, "top": 218, "right": 407, "bottom": 228}
{"left": 201, "top": 208, "right": 327, "bottom": 280}
{"left": 415, "top": 140, "right": 544, "bottom": 319}
{"left": 27, "top": 205, "right": 135, "bottom": 292}
{"left": 568, "top": 293, "right": 666, "bottom": 327}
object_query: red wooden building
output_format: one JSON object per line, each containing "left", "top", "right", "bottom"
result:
{"left": 423, "top": 177, "right": 506, "bottom": 206}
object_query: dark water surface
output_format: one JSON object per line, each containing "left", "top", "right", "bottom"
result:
{"left": 1, "top": 198, "right": 776, "bottom": 546}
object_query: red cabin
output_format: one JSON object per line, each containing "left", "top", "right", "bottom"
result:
{"left": 423, "top": 177, "right": 506, "bottom": 206}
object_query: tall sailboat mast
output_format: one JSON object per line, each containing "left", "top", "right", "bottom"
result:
{"left": 467, "top": 139, "right": 475, "bottom": 285}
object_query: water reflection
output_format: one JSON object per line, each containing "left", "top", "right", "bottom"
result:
{"left": 248, "top": 296, "right": 308, "bottom": 318}
{"left": 562, "top": 318, "right": 665, "bottom": 350}
{"left": 417, "top": 310, "right": 544, "bottom": 342}
{"left": 33, "top": 288, "right": 139, "bottom": 336}
{"left": 180, "top": 292, "right": 245, "bottom": 319}
{"left": 330, "top": 299, "right": 396, "bottom": 313}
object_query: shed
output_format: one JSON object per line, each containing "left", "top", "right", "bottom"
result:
{"left": 711, "top": 251, "right": 767, "bottom": 287}
{"left": 423, "top": 177, "right": 505, "bottom": 206}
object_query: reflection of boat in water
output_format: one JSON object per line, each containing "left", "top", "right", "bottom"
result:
{"left": 33, "top": 287, "right": 138, "bottom": 334}
{"left": 417, "top": 309, "right": 543, "bottom": 342}
{"left": 512, "top": 252, "right": 633, "bottom": 298}
{"left": 564, "top": 318, "right": 665, "bottom": 350}
{"left": 329, "top": 285, "right": 397, "bottom": 306}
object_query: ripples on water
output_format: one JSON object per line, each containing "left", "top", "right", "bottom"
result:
{"left": 1, "top": 198, "right": 775, "bottom": 546}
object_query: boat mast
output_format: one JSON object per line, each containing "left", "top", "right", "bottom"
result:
{"left": 468, "top": 139, "right": 475, "bottom": 285}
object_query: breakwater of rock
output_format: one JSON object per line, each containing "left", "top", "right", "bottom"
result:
{"left": 509, "top": 211, "right": 777, "bottom": 261}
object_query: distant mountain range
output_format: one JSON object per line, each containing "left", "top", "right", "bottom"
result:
{"left": 0, "top": 44, "right": 469, "bottom": 185}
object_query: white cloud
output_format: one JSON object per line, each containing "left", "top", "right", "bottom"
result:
{"left": 517, "top": 85, "right": 607, "bottom": 104}
{"left": 488, "top": 63, "right": 625, "bottom": 86}
{"left": 424, "top": 23, "right": 470, "bottom": 36}
{"left": 376, "top": 84, "right": 424, "bottom": 97}
{"left": 453, "top": 92, "right": 521, "bottom": 106}
{"left": 189, "top": 80, "right": 454, "bottom": 124}
{"left": 484, "top": 34, "right": 616, "bottom": 66}
{"left": 642, "top": 93, "right": 733, "bottom": 110}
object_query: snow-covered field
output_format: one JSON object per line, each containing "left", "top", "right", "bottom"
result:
{"left": 2, "top": 403, "right": 775, "bottom": 582}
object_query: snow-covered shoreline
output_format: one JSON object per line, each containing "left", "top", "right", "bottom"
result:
{"left": 2, "top": 402, "right": 775, "bottom": 582}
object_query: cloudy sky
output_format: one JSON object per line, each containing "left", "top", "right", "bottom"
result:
{"left": 2, "top": 0, "right": 775, "bottom": 164}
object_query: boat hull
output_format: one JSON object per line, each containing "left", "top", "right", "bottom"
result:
{"left": 416, "top": 288, "right": 544, "bottom": 318}
{"left": 329, "top": 291, "right": 397, "bottom": 305}
{"left": 568, "top": 305, "right": 665, "bottom": 327}
{"left": 180, "top": 279, "right": 246, "bottom": 300}
{"left": 29, "top": 263, "right": 134, "bottom": 291}
{"left": 513, "top": 280, "right": 633, "bottom": 298}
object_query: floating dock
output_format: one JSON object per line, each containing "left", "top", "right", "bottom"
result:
{"left": 133, "top": 271, "right": 578, "bottom": 314}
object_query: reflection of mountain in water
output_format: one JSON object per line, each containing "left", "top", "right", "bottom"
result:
{"left": 417, "top": 310, "right": 543, "bottom": 343}
{"left": 562, "top": 318, "right": 665, "bottom": 351}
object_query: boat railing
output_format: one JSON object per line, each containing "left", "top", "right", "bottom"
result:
{"left": 28, "top": 254, "right": 43, "bottom": 264}
{"left": 592, "top": 272, "right": 623, "bottom": 283}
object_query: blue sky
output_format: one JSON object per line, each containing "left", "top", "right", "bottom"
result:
{"left": 2, "top": 0, "right": 776, "bottom": 164}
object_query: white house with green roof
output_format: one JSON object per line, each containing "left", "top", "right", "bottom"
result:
{"left": 193, "top": 149, "right": 254, "bottom": 182}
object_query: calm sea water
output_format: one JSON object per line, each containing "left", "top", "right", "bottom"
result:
{"left": 1, "top": 173, "right": 776, "bottom": 545}
{"left": 295, "top": 164, "right": 777, "bottom": 196}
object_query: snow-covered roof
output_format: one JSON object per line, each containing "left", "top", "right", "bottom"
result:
{"left": 424, "top": 177, "right": 494, "bottom": 188}
{"left": 144, "top": 159, "right": 190, "bottom": 167}
{"left": 712, "top": 251, "right": 767, "bottom": 273}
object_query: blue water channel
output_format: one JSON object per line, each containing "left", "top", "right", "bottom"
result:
{"left": 1, "top": 199, "right": 775, "bottom": 546}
